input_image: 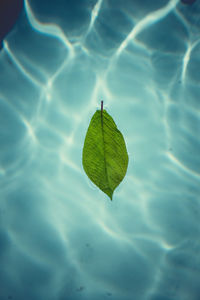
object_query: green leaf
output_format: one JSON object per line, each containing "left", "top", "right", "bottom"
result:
{"left": 82, "top": 103, "right": 129, "bottom": 200}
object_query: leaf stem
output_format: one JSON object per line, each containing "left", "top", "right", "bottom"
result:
{"left": 101, "top": 100, "right": 103, "bottom": 122}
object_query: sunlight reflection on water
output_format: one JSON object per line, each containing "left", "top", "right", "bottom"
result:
{"left": 0, "top": 0, "right": 200, "bottom": 299}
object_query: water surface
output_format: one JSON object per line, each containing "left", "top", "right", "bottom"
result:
{"left": 0, "top": 0, "right": 200, "bottom": 299}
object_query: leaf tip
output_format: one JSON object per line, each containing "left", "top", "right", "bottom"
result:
{"left": 108, "top": 192, "right": 113, "bottom": 201}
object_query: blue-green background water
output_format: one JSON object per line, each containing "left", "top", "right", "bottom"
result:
{"left": 0, "top": 0, "right": 200, "bottom": 299}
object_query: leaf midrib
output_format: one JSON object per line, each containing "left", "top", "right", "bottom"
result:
{"left": 101, "top": 111, "right": 110, "bottom": 190}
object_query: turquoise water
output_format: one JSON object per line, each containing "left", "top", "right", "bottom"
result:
{"left": 0, "top": 0, "right": 200, "bottom": 299}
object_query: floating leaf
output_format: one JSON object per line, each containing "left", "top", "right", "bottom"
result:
{"left": 82, "top": 101, "right": 129, "bottom": 200}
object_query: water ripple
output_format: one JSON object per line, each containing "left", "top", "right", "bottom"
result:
{"left": 0, "top": 0, "right": 200, "bottom": 299}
